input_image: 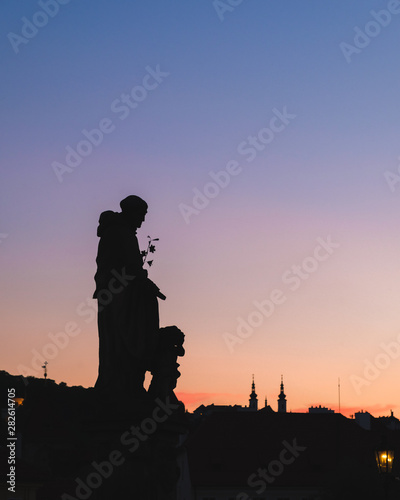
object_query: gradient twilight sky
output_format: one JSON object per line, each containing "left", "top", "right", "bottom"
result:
{"left": 2, "top": 0, "right": 400, "bottom": 415}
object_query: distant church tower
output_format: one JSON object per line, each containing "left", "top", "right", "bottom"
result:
{"left": 249, "top": 375, "right": 258, "bottom": 411}
{"left": 277, "top": 375, "right": 287, "bottom": 413}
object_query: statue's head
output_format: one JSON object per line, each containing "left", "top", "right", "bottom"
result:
{"left": 159, "top": 326, "right": 185, "bottom": 353}
{"left": 120, "top": 195, "right": 148, "bottom": 228}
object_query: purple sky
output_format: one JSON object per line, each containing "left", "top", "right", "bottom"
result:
{"left": 2, "top": 0, "right": 400, "bottom": 414}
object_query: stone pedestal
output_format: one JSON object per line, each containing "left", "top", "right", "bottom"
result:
{"left": 77, "top": 393, "right": 188, "bottom": 500}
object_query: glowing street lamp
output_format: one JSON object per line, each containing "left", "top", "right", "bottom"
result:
{"left": 375, "top": 448, "right": 394, "bottom": 475}
{"left": 375, "top": 437, "right": 395, "bottom": 499}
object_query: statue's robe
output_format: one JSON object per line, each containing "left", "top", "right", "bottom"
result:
{"left": 93, "top": 211, "right": 159, "bottom": 395}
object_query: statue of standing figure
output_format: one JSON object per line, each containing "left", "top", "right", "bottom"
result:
{"left": 93, "top": 195, "right": 168, "bottom": 397}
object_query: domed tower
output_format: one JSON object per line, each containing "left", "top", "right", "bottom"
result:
{"left": 277, "top": 375, "right": 287, "bottom": 413}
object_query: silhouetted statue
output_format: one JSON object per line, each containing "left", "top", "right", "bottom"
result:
{"left": 93, "top": 195, "right": 165, "bottom": 396}
{"left": 148, "top": 326, "right": 185, "bottom": 404}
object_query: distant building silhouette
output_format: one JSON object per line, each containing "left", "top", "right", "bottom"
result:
{"left": 377, "top": 410, "right": 400, "bottom": 430}
{"left": 309, "top": 405, "right": 334, "bottom": 414}
{"left": 249, "top": 374, "right": 258, "bottom": 411}
{"left": 277, "top": 374, "right": 287, "bottom": 413}
{"left": 193, "top": 376, "right": 287, "bottom": 416}
{"left": 186, "top": 375, "right": 400, "bottom": 498}
{"left": 355, "top": 409, "right": 400, "bottom": 431}
{"left": 185, "top": 410, "right": 400, "bottom": 499}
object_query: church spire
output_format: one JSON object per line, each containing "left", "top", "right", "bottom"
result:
{"left": 249, "top": 374, "right": 258, "bottom": 411}
{"left": 278, "top": 374, "right": 287, "bottom": 413}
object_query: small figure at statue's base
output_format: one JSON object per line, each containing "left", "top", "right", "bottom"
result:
{"left": 149, "top": 325, "right": 185, "bottom": 405}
